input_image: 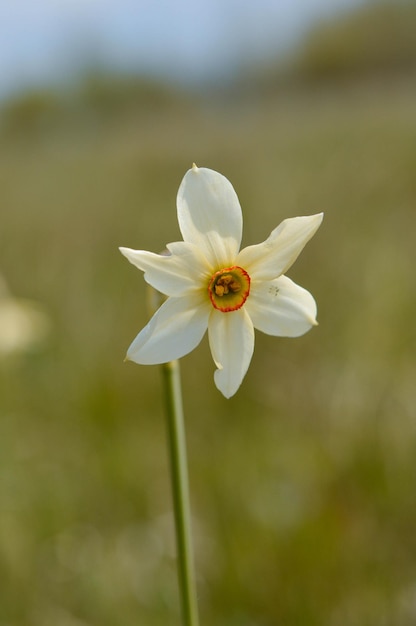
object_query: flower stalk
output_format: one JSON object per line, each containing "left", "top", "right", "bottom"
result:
{"left": 161, "top": 358, "right": 199, "bottom": 626}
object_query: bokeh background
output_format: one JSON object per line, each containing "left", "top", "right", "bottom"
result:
{"left": 1, "top": 1, "right": 416, "bottom": 624}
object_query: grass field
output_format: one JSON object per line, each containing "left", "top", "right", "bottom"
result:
{"left": 1, "top": 75, "right": 416, "bottom": 625}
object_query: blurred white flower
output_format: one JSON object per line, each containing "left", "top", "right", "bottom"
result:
{"left": 120, "top": 165, "right": 323, "bottom": 398}
{"left": 0, "top": 274, "right": 49, "bottom": 357}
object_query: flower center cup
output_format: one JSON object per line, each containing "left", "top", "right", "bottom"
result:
{"left": 208, "top": 266, "right": 250, "bottom": 312}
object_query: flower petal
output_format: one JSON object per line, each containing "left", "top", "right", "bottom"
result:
{"left": 177, "top": 165, "right": 243, "bottom": 268}
{"left": 119, "top": 242, "right": 212, "bottom": 297}
{"left": 208, "top": 308, "right": 254, "bottom": 398}
{"left": 246, "top": 275, "right": 317, "bottom": 337}
{"left": 236, "top": 214, "right": 323, "bottom": 281}
{"left": 126, "top": 294, "right": 211, "bottom": 364}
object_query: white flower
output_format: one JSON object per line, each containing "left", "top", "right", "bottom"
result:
{"left": 0, "top": 274, "right": 50, "bottom": 357}
{"left": 120, "top": 165, "right": 323, "bottom": 398}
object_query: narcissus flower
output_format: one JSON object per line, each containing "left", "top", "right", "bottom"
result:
{"left": 120, "top": 165, "right": 323, "bottom": 398}
{"left": 0, "top": 274, "right": 50, "bottom": 357}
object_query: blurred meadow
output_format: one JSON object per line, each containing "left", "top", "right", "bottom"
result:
{"left": 1, "top": 1, "right": 416, "bottom": 625}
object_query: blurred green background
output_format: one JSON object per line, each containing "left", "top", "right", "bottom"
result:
{"left": 1, "top": 2, "right": 416, "bottom": 625}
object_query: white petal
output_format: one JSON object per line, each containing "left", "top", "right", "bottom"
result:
{"left": 208, "top": 308, "right": 254, "bottom": 398}
{"left": 246, "top": 275, "right": 318, "bottom": 337}
{"left": 236, "top": 214, "right": 323, "bottom": 281}
{"left": 126, "top": 294, "right": 211, "bottom": 364}
{"left": 177, "top": 165, "right": 243, "bottom": 268}
{"left": 119, "top": 242, "right": 212, "bottom": 297}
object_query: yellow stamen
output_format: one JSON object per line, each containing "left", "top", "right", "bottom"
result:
{"left": 214, "top": 274, "right": 242, "bottom": 296}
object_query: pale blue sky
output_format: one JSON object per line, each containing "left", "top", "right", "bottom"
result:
{"left": 0, "top": 0, "right": 364, "bottom": 97}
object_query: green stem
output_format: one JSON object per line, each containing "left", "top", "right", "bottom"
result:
{"left": 161, "top": 360, "right": 200, "bottom": 626}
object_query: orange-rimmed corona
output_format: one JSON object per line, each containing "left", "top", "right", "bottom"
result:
{"left": 208, "top": 266, "right": 250, "bottom": 312}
